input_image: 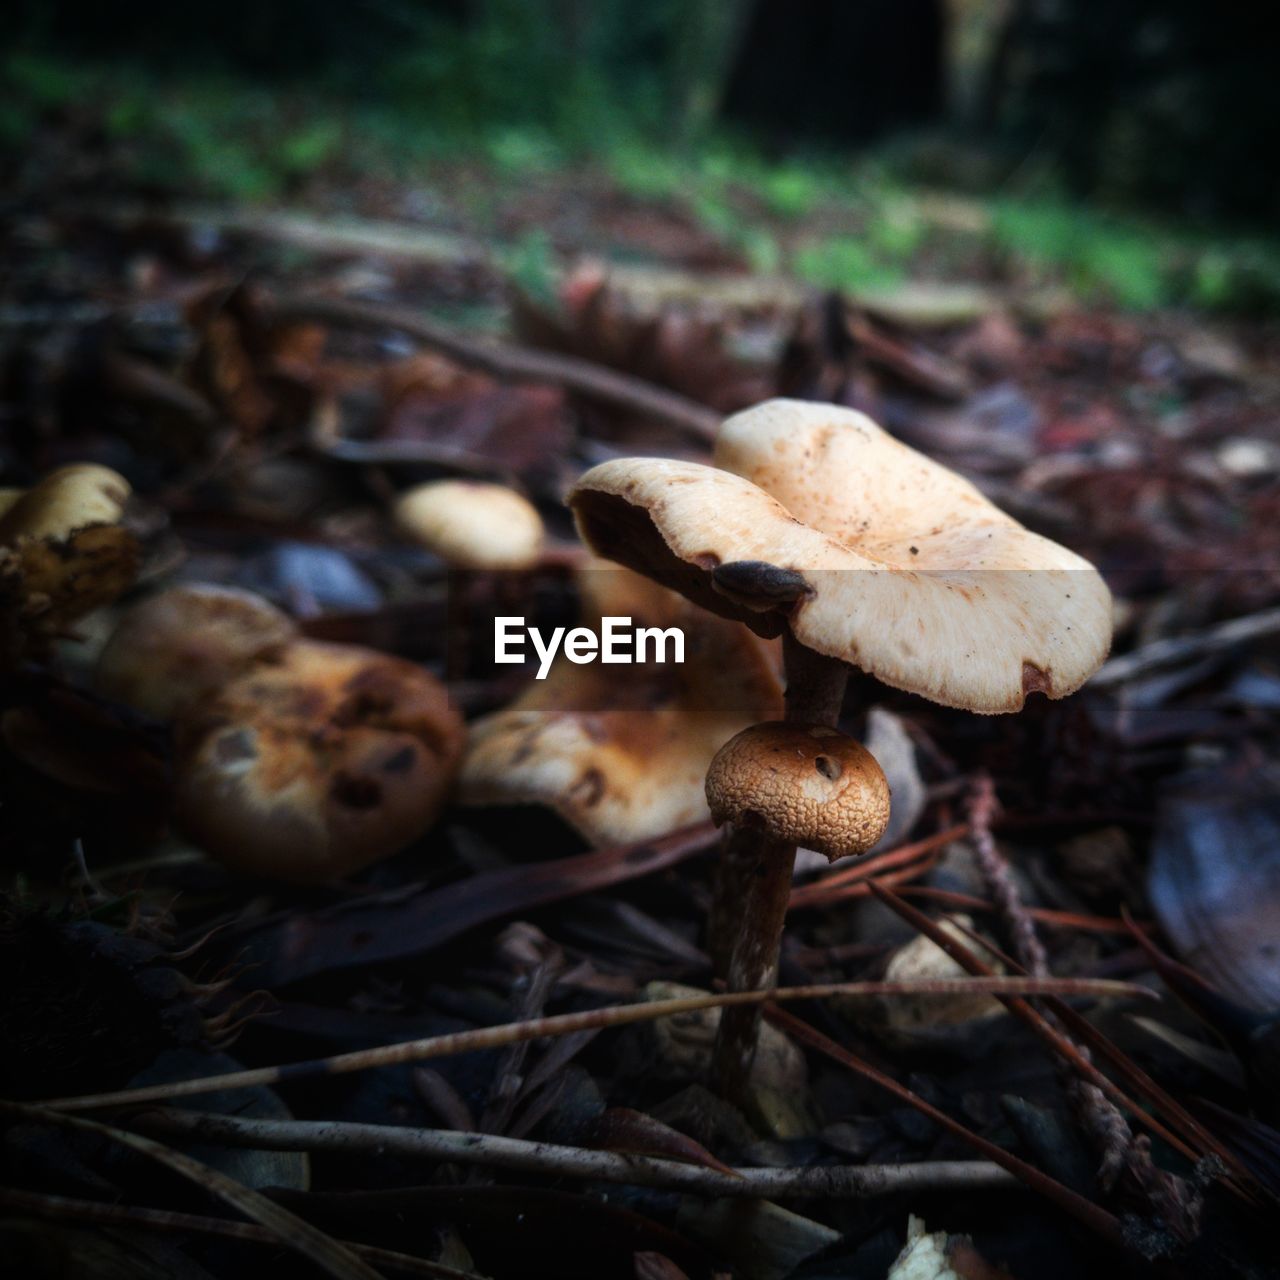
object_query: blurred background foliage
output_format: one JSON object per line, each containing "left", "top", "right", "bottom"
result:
{"left": 5, "top": 0, "right": 1279, "bottom": 312}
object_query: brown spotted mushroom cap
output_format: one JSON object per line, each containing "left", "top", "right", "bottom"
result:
{"left": 705, "top": 722, "right": 890, "bottom": 862}
{"left": 569, "top": 399, "right": 1112, "bottom": 714}
{"left": 459, "top": 562, "right": 782, "bottom": 846}
{"left": 175, "top": 640, "right": 464, "bottom": 882}
{"left": 395, "top": 479, "right": 544, "bottom": 571}
{"left": 96, "top": 583, "right": 298, "bottom": 722}
{"left": 0, "top": 463, "right": 139, "bottom": 664}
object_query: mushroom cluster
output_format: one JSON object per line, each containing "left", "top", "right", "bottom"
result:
{"left": 570, "top": 398, "right": 1113, "bottom": 1096}
{"left": 0, "top": 464, "right": 139, "bottom": 666}
{"left": 97, "top": 583, "right": 464, "bottom": 882}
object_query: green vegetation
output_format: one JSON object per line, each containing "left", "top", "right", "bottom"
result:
{"left": 5, "top": 49, "right": 1279, "bottom": 315}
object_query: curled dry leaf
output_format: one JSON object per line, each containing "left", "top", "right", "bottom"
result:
{"left": 862, "top": 915, "right": 1007, "bottom": 1048}
{"left": 0, "top": 463, "right": 139, "bottom": 665}
{"left": 1149, "top": 769, "right": 1280, "bottom": 1014}
{"left": 888, "top": 1215, "right": 1016, "bottom": 1280}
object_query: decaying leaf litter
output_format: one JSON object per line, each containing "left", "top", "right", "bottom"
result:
{"left": 3, "top": 156, "right": 1280, "bottom": 1280}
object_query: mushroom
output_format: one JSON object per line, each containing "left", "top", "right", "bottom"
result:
{"left": 394, "top": 479, "right": 545, "bottom": 571}
{"left": 96, "top": 583, "right": 298, "bottom": 721}
{"left": 569, "top": 397, "right": 1112, "bottom": 1095}
{"left": 175, "top": 639, "right": 464, "bottom": 882}
{"left": 459, "top": 561, "right": 782, "bottom": 846}
{"left": 0, "top": 463, "right": 139, "bottom": 665}
{"left": 705, "top": 723, "right": 890, "bottom": 863}
{"left": 570, "top": 399, "right": 1112, "bottom": 715}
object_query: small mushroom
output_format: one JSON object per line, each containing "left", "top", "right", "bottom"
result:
{"left": 705, "top": 723, "right": 890, "bottom": 863}
{"left": 394, "top": 479, "right": 544, "bottom": 571}
{"left": 570, "top": 398, "right": 1112, "bottom": 1098}
{"left": 175, "top": 640, "right": 464, "bottom": 882}
{"left": 460, "top": 562, "right": 782, "bottom": 846}
{"left": 96, "top": 583, "right": 298, "bottom": 722}
{"left": 0, "top": 464, "right": 139, "bottom": 665}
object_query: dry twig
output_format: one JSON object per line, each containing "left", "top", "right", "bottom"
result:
{"left": 130, "top": 1110, "right": 1018, "bottom": 1199}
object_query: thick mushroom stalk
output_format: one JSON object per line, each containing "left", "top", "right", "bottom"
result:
{"left": 705, "top": 686, "right": 890, "bottom": 1099}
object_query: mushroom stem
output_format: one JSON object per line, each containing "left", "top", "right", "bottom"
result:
{"left": 711, "top": 637, "right": 849, "bottom": 1103}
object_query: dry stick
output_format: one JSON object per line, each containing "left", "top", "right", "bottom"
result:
{"left": 129, "top": 1110, "right": 1017, "bottom": 1199}
{"left": 271, "top": 294, "right": 722, "bottom": 443}
{"left": 39, "top": 977, "right": 1152, "bottom": 1113}
{"left": 895, "top": 885, "right": 1153, "bottom": 936}
{"left": 0, "top": 1102, "right": 381, "bottom": 1280}
{"left": 1090, "top": 604, "right": 1280, "bottom": 688}
{"left": 766, "top": 1005, "right": 1125, "bottom": 1248}
{"left": 938, "top": 908, "right": 1260, "bottom": 1202}
{"left": 786, "top": 824, "right": 968, "bottom": 909}
{"left": 864, "top": 881, "right": 1202, "bottom": 1169}
{"left": 965, "top": 777, "right": 1201, "bottom": 1238}
{"left": 0, "top": 1187, "right": 465, "bottom": 1280}
{"left": 712, "top": 634, "right": 851, "bottom": 1100}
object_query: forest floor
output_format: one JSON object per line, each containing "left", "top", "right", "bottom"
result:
{"left": 3, "top": 56, "right": 1280, "bottom": 1280}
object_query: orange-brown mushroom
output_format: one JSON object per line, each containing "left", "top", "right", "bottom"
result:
{"left": 460, "top": 562, "right": 782, "bottom": 846}
{"left": 175, "top": 640, "right": 464, "bottom": 882}
{"left": 96, "top": 583, "right": 297, "bottom": 722}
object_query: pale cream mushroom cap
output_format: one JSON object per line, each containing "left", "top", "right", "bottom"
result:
{"left": 0, "top": 463, "right": 139, "bottom": 663}
{"left": 705, "top": 722, "right": 890, "bottom": 862}
{"left": 394, "top": 480, "right": 544, "bottom": 571}
{"left": 460, "top": 562, "right": 782, "bottom": 845}
{"left": 569, "top": 399, "right": 1112, "bottom": 714}
{"left": 96, "top": 583, "right": 298, "bottom": 722}
{"left": 0, "top": 463, "right": 132, "bottom": 543}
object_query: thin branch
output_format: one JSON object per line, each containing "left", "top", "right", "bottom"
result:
{"left": 1090, "top": 604, "right": 1280, "bottom": 688}
{"left": 271, "top": 294, "right": 723, "bottom": 442}
{"left": 766, "top": 1005, "right": 1125, "bottom": 1247}
{"left": 129, "top": 1109, "right": 1018, "bottom": 1199}
{"left": 41, "top": 976, "right": 1155, "bottom": 1112}
{"left": 866, "top": 880, "right": 1251, "bottom": 1224}
{"left": 787, "top": 824, "right": 967, "bottom": 909}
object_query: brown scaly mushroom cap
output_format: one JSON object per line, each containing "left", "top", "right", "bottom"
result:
{"left": 705, "top": 722, "right": 890, "bottom": 862}
{"left": 96, "top": 583, "right": 298, "bottom": 722}
{"left": 395, "top": 479, "right": 544, "bottom": 571}
{"left": 175, "top": 640, "right": 464, "bottom": 882}
{"left": 569, "top": 399, "right": 1112, "bottom": 714}
{"left": 460, "top": 561, "right": 782, "bottom": 845}
{"left": 0, "top": 463, "right": 139, "bottom": 663}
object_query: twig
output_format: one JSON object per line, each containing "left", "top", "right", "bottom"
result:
{"left": 40, "top": 976, "right": 1154, "bottom": 1112}
{"left": 966, "top": 779, "right": 1195, "bottom": 1219}
{"left": 271, "top": 294, "right": 722, "bottom": 442}
{"left": 0, "top": 1187, "right": 465, "bottom": 1279}
{"left": 766, "top": 1005, "right": 1125, "bottom": 1247}
{"left": 869, "top": 884, "right": 1259, "bottom": 1202}
{"left": 897, "top": 885, "right": 1152, "bottom": 935}
{"left": 1090, "top": 604, "right": 1280, "bottom": 688}
{"left": 127, "top": 1109, "right": 1018, "bottom": 1199}
{"left": 0, "top": 1102, "right": 381, "bottom": 1280}
{"left": 786, "top": 824, "right": 967, "bottom": 909}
